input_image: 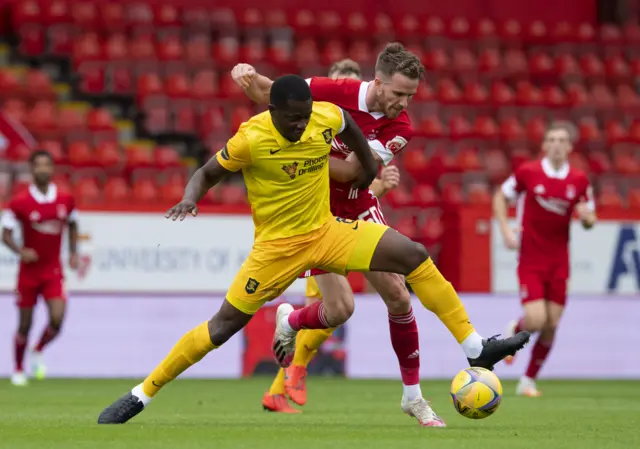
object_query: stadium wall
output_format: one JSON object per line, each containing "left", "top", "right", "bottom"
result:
{"left": 0, "top": 293, "right": 637, "bottom": 379}
{"left": 1, "top": 210, "right": 638, "bottom": 295}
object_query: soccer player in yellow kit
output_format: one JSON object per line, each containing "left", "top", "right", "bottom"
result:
{"left": 97, "top": 75, "right": 529, "bottom": 424}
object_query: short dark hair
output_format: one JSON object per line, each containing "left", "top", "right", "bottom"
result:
{"left": 545, "top": 121, "right": 578, "bottom": 143}
{"left": 29, "top": 149, "right": 54, "bottom": 164}
{"left": 375, "top": 42, "right": 424, "bottom": 80}
{"left": 328, "top": 59, "right": 361, "bottom": 78}
{"left": 269, "top": 74, "right": 312, "bottom": 108}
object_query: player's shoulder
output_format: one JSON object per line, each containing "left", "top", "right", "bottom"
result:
{"left": 568, "top": 165, "right": 590, "bottom": 184}
{"left": 311, "top": 101, "right": 343, "bottom": 126}
{"left": 55, "top": 185, "right": 75, "bottom": 202}
{"left": 236, "top": 110, "right": 271, "bottom": 141}
{"left": 308, "top": 77, "right": 360, "bottom": 105}
{"left": 516, "top": 160, "right": 542, "bottom": 175}
{"left": 8, "top": 189, "right": 31, "bottom": 208}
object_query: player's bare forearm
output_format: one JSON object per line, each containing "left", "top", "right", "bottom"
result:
{"left": 370, "top": 178, "right": 386, "bottom": 197}
{"left": 182, "top": 155, "right": 231, "bottom": 203}
{"left": 1, "top": 228, "right": 21, "bottom": 255}
{"left": 329, "top": 158, "right": 361, "bottom": 183}
{"left": 245, "top": 74, "right": 273, "bottom": 104}
{"left": 68, "top": 221, "right": 78, "bottom": 255}
{"left": 492, "top": 190, "right": 511, "bottom": 230}
{"left": 338, "top": 111, "right": 378, "bottom": 187}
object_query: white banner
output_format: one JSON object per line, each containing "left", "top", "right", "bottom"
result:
{"left": 491, "top": 220, "right": 640, "bottom": 294}
{"left": 0, "top": 212, "right": 309, "bottom": 293}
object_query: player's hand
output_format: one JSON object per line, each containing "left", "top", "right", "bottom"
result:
{"left": 231, "top": 64, "right": 257, "bottom": 89}
{"left": 20, "top": 248, "right": 38, "bottom": 263}
{"left": 165, "top": 199, "right": 198, "bottom": 221}
{"left": 501, "top": 226, "right": 520, "bottom": 250}
{"left": 575, "top": 201, "right": 591, "bottom": 221}
{"left": 69, "top": 253, "right": 79, "bottom": 270}
{"left": 380, "top": 165, "right": 400, "bottom": 191}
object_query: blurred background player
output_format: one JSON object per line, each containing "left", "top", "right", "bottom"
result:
{"left": 1, "top": 150, "right": 79, "bottom": 386}
{"left": 234, "top": 44, "right": 529, "bottom": 427}
{"left": 261, "top": 59, "right": 402, "bottom": 415}
{"left": 493, "top": 122, "right": 596, "bottom": 397}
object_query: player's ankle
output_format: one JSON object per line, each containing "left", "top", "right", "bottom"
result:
{"left": 402, "top": 384, "right": 422, "bottom": 402}
{"left": 131, "top": 384, "right": 153, "bottom": 407}
{"left": 461, "top": 332, "right": 483, "bottom": 359}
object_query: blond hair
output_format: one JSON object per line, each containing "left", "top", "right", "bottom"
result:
{"left": 328, "top": 59, "right": 362, "bottom": 79}
{"left": 375, "top": 42, "right": 424, "bottom": 80}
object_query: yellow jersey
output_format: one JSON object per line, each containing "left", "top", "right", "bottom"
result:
{"left": 216, "top": 101, "right": 345, "bottom": 242}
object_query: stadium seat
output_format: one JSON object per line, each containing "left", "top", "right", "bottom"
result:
{"left": 472, "top": 116, "right": 499, "bottom": 140}
{"left": 154, "top": 146, "right": 182, "bottom": 168}
{"left": 95, "top": 141, "right": 124, "bottom": 169}
{"left": 74, "top": 178, "right": 103, "bottom": 205}
{"left": 411, "top": 184, "right": 440, "bottom": 208}
{"left": 402, "top": 148, "right": 430, "bottom": 181}
{"left": 132, "top": 179, "right": 160, "bottom": 204}
{"left": 499, "top": 117, "right": 525, "bottom": 143}
{"left": 68, "top": 141, "right": 94, "bottom": 167}
{"left": 587, "top": 151, "right": 611, "bottom": 175}
{"left": 104, "top": 177, "right": 129, "bottom": 204}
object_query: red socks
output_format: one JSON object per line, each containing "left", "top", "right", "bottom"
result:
{"left": 525, "top": 338, "right": 553, "bottom": 379}
{"left": 389, "top": 308, "right": 420, "bottom": 386}
{"left": 288, "top": 301, "right": 330, "bottom": 330}
{"left": 14, "top": 334, "right": 27, "bottom": 372}
{"left": 35, "top": 326, "right": 58, "bottom": 353}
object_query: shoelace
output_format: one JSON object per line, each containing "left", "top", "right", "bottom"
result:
{"left": 410, "top": 398, "right": 441, "bottom": 422}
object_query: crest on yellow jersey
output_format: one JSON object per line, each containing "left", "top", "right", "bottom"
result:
{"left": 245, "top": 278, "right": 260, "bottom": 294}
{"left": 322, "top": 128, "right": 333, "bottom": 144}
{"left": 281, "top": 161, "right": 299, "bottom": 180}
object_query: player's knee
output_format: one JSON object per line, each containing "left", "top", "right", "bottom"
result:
{"left": 402, "top": 242, "right": 429, "bottom": 274}
{"left": 524, "top": 313, "right": 546, "bottom": 332}
{"left": 379, "top": 282, "right": 411, "bottom": 315}
{"left": 17, "top": 325, "right": 30, "bottom": 336}
{"left": 324, "top": 300, "right": 354, "bottom": 327}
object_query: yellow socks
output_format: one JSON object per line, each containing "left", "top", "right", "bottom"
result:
{"left": 268, "top": 369, "right": 286, "bottom": 396}
{"left": 406, "top": 258, "right": 475, "bottom": 343}
{"left": 142, "top": 321, "right": 216, "bottom": 397}
{"left": 292, "top": 328, "right": 335, "bottom": 367}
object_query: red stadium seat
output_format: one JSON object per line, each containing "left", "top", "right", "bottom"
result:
{"left": 499, "top": 19, "right": 523, "bottom": 43}
{"left": 402, "top": 148, "right": 430, "bottom": 182}
{"left": 423, "top": 16, "right": 445, "bottom": 39}
{"left": 87, "top": 108, "right": 115, "bottom": 131}
{"left": 155, "top": 146, "right": 181, "bottom": 168}
{"left": 478, "top": 48, "right": 501, "bottom": 74}
{"left": 348, "top": 40, "right": 372, "bottom": 65}
{"left": 576, "top": 23, "right": 596, "bottom": 44}
{"left": 95, "top": 141, "right": 123, "bottom": 169}
{"left": 411, "top": 184, "right": 439, "bottom": 208}
{"left": 526, "top": 20, "right": 548, "bottom": 44}
{"left": 160, "top": 179, "right": 184, "bottom": 204}
{"left": 551, "top": 21, "right": 575, "bottom": 43}
{"left": 68, "top": 141, "right": 94, "bottom": 167}
{"left": 321, "top": 39, "right": 347, "bottom": 67}
{"left": 629, "top": 121, "right": 640, "bottom": 143}
{"left": 105, "top": 178, "right": 130, "bottom": 204}
{"left": 289, "top": 10, "right": 316, "bottom": 37}
{"left": 395, "top": 13, "right": 420, "bottom": 40}
{"left": 423, "top": 48, "right": 450, "bottom": 73}
{"left": 490, "top": 81, "right": 515, "bottom": 106}
{"left": 230, "top": 106, "right": 253, "bottom": 133}
{"left": 605, "top": 55, "right": 631, "bottom": 83}
{"left": 515, "top": 81, "right": 542, "bottom": 106}
{"left": 503, "top": 49, "right": 528, "bottom": 79}
{"left": 475, "top": 18, "right": 498, "bottom": 42}
{"left": 2, "top": 99, "right": 28, "bottom": 123}
{"left": 605, "top": 120, "right": 628, "bottom": 144}
{"left": 345, "top": 12, "right": 368, "bottom": 38}
{"left": 568, "top": 152, "right": 589, "bottom": 173}
{"left": 579, "top": 120, "right": 602, "bottom": 143}
{"left": 436, "top": 78, "right": 462, "bottom": 104}
{"left": 448, "top": 17, "right": 471, "bottom": 40}
{"left": 499, "top": 117, "right": 525, "bottom": 143}
{"left": 542, "top": 85, "right": 568, "bottom": 109}
{"left": 98, "top": 3, "right": 125, "bottom": 33}
{"left": 165, "top": 73, "right": 191, "bottom": 100}
{"left": 132, "top": 179, "right": 159, "bottom": 204}
{"left": 77, "top": 65, "right": 105, "bottom": 94}
{"left": 448, "top": 115, "right": 472, "bottom": 140}
{"left": 185, "top": 37, "right": 211, "bottom": 67}
{"left": 18, "top": 25, "right": 45, "bottom": 56}
{"left": 174, "top": 106, "right": 196, "bottom": 134}
{"left": 74, "top": 178, "right": 103, "bottom": 206}
{"left": 525, "top": 116, "right": 547, "bottom": 144}
{"left": 467, "top": 182, "right": 491, "bottom": 204}
{"left": 528, "top": 51, "right": 554, "bottom": 80}
{"left": 599, "top": 24, "right": 624, "bottom": 46}
{"left": 452, "top": 48, "right": 477, "bottom": 74}
{"left": 472, "top": 116, "right": 499, "bottom": 140}
{"left": 580, "top": 53, "right": 605, "bottom": 80}
{"left": 587, "top": 151, "right": 611, "bottom": 175}
{"left": 419, "top": 116, "right": 446, "bottom": 138}
{"left": 555, "top": 54, "right": 580, "bottom": 80}
{"left": 294, "top": 39, "right": 320, "bottom": 67}
{"left": 199, "top": 107, "right": 227, "bottom": 138}
{"left": 384, "top": 185, "right": 413, "bottom": 209}
{"left": 219, "top": 183, "right": 247, "bottom": 205}
{"left": 457, "top": 147, "right": 482, "bottom": 171}
{"left": 510, "top": 148, "right": 532, "bottom": 170}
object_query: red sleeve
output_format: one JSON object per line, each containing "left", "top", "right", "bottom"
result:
{"left": 1, "top": 197, "right": 22, "bottom": 230}
{"left": 501, "top": 165, "right": 528, "bottom": 200}
{"left": 370, "top": 116, "right": 413, "bottom": 165}
{"left": 306, "top": 77, "right": 359, "bottom": 105}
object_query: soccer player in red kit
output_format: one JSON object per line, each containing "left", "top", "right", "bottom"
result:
{"left": 233, "top": 43, "right": 530, "bottom": 425}
{"left": 493, "top": 122, "right": 596, "bottom": 396}
{"left": 1, "top": 150, "right": 79, "bottom": 386}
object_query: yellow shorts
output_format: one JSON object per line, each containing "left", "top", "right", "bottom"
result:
{"left": 226, "top": 217, "right": 388, "bottom": 315}
{"left": 305, "top": 277, "right": 322, "bottom": 299}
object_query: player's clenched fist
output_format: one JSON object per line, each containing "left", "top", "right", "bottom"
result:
{"left": 381, "top": 165, "right": 400, "bottom": 190}
{"left": 231, "top": 63, "right": 257, "bottom": 89}
{"left": 165, "top": 200, "right": 198, "bottom": 221}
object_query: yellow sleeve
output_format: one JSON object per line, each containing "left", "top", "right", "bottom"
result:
{"left": 216, "top": 130, "right": 252, "bottom": 172}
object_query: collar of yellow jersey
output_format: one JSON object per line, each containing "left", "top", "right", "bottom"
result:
{"left": 268, "top": 117, "right": 314, "bottom": 149}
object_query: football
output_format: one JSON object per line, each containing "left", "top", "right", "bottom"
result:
{"left": 450, "top": 367, "right": 503, "bottom": 419}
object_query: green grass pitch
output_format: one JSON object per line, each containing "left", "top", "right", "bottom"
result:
{"left": 0, "top": 378, "right": 638, "bottom": 449}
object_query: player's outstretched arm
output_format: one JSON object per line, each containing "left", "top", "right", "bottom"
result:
{"left": 493, "top": 182, "right": 519, "bottom": 250}
{"left": 337, "top": 111, "right": 378, "bottom": 189}
{"left": 231, "top": 63, "right": 273, "bottom": 105}
{"left": 166, "top": 154, "right": 232, "bottom": 221}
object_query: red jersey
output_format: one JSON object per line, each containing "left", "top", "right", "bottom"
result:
{"left": 1, "top": 184, "right": 76, "bottom": 274}
{"left": 501, "top": 158, "right": 594, "bottom": 278}
{"left": 306, "top": 77, "right": 413, "bottom": 217}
